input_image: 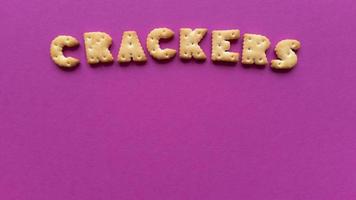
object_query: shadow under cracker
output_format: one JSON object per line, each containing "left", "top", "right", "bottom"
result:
{"left": 58, "top": 63, "right": 80, "bottom": 72}
{"left": 212, "top": 60, "right": 237, "bottom": 67}
{"left": 242, "top": 63, "right": 266, "bottom": 70}
{"left": 89, "top": 61, "right": 114, "bottom": 68}
{"left": 271, "top": 67, "right": 294, "bottom": 73}
{"left": 118, "top": 61, "right": 147, "bottom": 67}
{"left": 153, "top": 59, "right": 174, "bottom": 64}
{"left": 180, "top": 58, "right": 206, "bottom": 64}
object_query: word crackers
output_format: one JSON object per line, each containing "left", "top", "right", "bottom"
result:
{"left": 50, "top": 28, "right": 301, "bottom": 70}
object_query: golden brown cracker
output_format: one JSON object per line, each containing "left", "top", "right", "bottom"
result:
{"left": 118, "top": 31, "right": 147, "bottom": 63}
{"left": 271, "top": 39, "right": 301, "bottom": 69}
{"left": 147, "top": 28, "right": 176, "bottom": 60}
{"left": 242, "top": 34, "right": 270, "bottom": 65}
{"left": 50, "top": 35, "right": 80, "bottom": 68}
{"left": 211, "top": 30, "right": 240, "bottom": 62}
{"left": 179, "top": 28, "right": 207, "bottom": 60}
{"left": 83, "top": 32, "right": 114, "bottom": 64}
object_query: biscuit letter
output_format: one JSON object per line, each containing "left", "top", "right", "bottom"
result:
{"left": 179, "top": 28, "right": 207, "bottom": 60}
{"left": 147, "top": 28, "right": 176, "bottom": 60}
{"left": 83, "top": 32, "right": 114, "bottom": 64}
{"left": 118, "top": 31, "right": 147, "bottom": 63}
{"left": 242, "top": 34, "right": 270, "bottom": 65}
{"left": 271, "top": 39, "right": 301, "bottom": 69}
{"left": 212, "top": 30, "right": 240, "bottom": 62}
{"left": 50, "top": 35, "right": 79, "bottom": 68}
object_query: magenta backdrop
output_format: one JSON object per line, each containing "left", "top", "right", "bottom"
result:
{"left": 1, "top": 0, "right": 356, "bottom": 200}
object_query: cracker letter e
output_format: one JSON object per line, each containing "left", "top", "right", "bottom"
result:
{"left": 211, "top": 30, "right": 240, "bottom": 62}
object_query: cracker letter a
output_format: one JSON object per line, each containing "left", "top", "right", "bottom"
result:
{"left": 118, "top": 31, "right": 147, "bottom": 63}
{"left": 147, "top": 28, "right": 176, "bottom": 60}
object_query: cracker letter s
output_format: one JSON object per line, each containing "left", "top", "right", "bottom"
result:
{"left": 271, "top": 39, "right": 301, "bottom": 69}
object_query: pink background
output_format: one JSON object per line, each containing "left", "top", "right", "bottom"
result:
{"left": 1, "top": 0, "right": 356, "bottom": 199}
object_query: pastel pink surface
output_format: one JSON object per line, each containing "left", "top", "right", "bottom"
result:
{"left": 1, "top": 0, "right": 356, "bottom": 200}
